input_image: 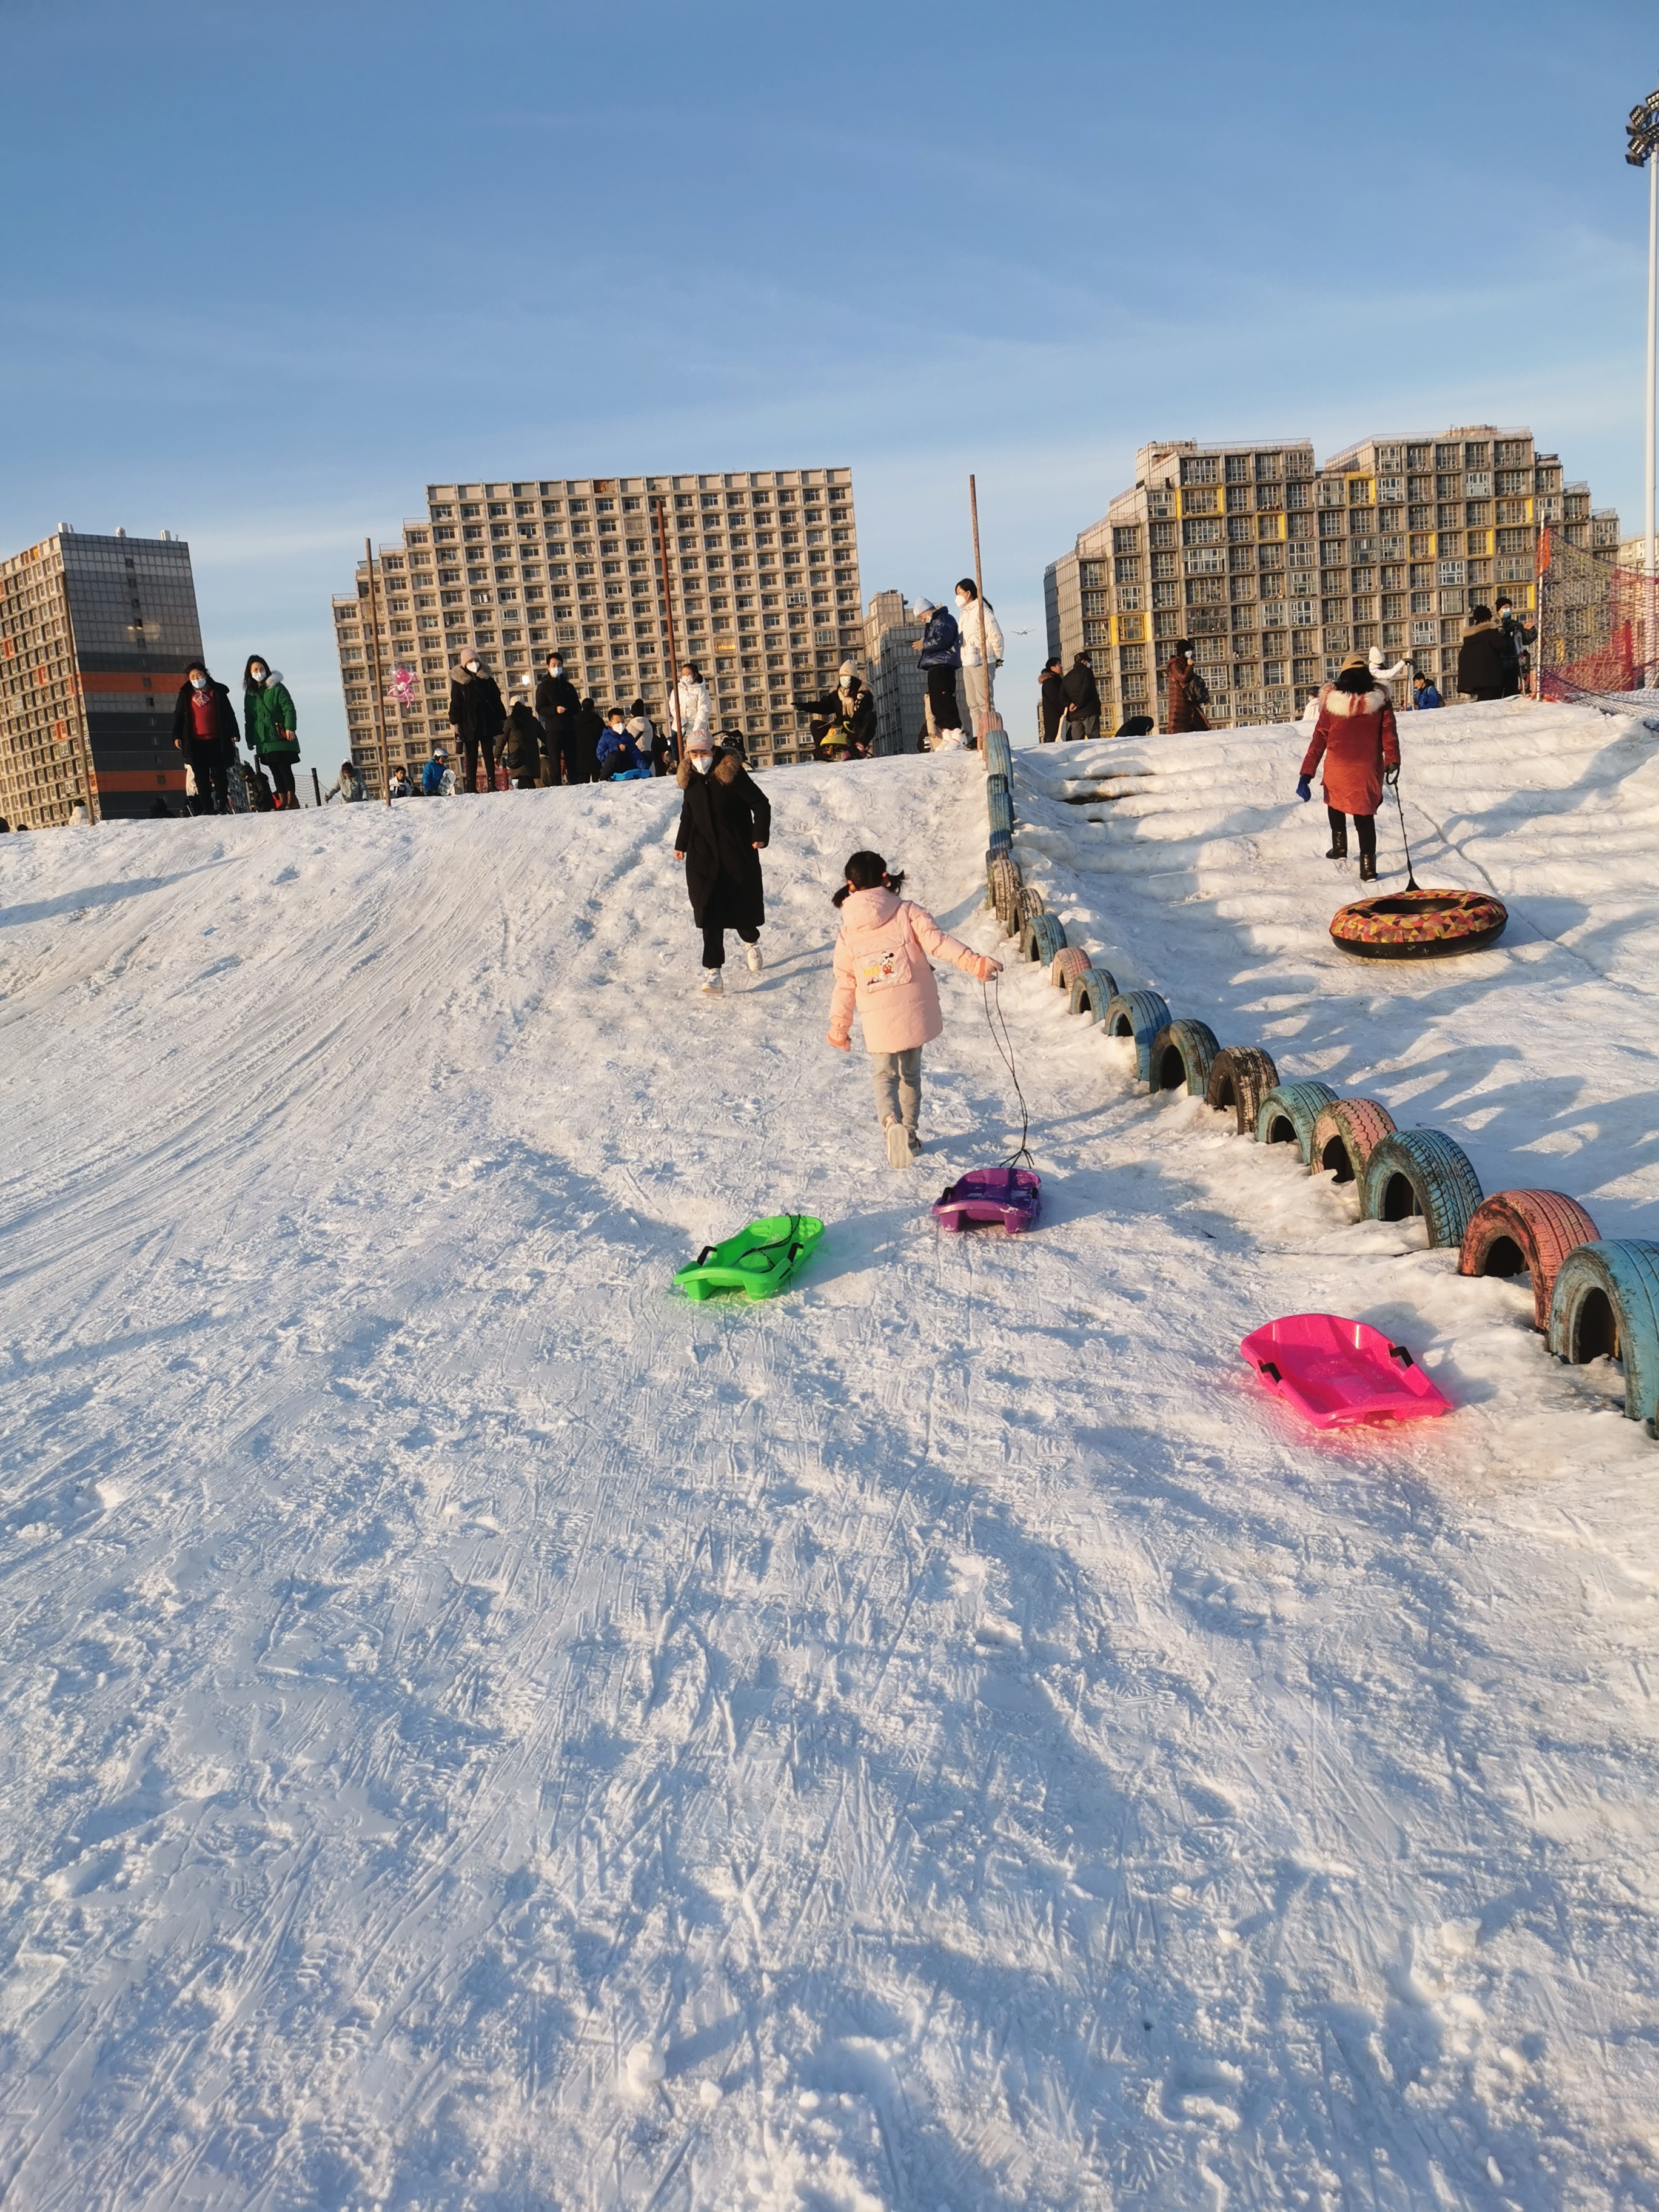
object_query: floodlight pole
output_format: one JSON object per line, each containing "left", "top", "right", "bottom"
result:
{"left": 1628, "top": 82, "right": 1659, "bottom": 685}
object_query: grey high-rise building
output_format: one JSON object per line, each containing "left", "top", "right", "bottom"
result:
{"left": 0, "top": 526, "right": 204, "bottom": 825}
{"left": 331, "top": 466, "right": 863, "bottom": 785}
{"left": 1047, "top": 426, "right": 1619, "bottom": 730}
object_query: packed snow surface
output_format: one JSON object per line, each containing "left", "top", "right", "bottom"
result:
{"left": 2, "top": 699, "right": 1658, "bottom": 2209}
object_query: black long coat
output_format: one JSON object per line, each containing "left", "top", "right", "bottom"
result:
{"left": 675, "top": 761, "right": 771, "bottom": 929}
{"left": 1456, "top": 623, "right": 1507, "bottom": 702}
{"left": 170, "top": 679, "right": 241, "bottom": 761}
{"left": 448, "top": 666, "right": 506, "bottom": 743}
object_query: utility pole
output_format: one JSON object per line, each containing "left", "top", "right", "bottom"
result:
{"left": 1626, "top": 81, "right": 1659, "bottom": 683}
{"left": 363, "top": 537, "right": 392, "bottom": 805}
{"left": 652, "top": 496, "right": 683, "bottom": 766}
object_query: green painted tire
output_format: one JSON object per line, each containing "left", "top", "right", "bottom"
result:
{"left": 1360, "top": 1129, "right": 1485, "bottom": 1249}
{"left": 1068, "top": 966, "right": 1119, "bottom": 1022}
{"left": 1148, "top": 1019, "right": 1219, "bottom": 1096}
{"left": 1547, "top": 1240, "right": 1659, "bottom": 1429}
{"left": 1255, "top": 1081, "right": 1340, "bottom": 1164}
{"left": 1103, "top": 990, "right": 1174, "bottom": 1083}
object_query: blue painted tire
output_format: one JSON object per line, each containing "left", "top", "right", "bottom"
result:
{"left": 1148, "top": 1019, "right": 1219, "bottom": 1096}
{"left": 987, "top": 788, "right": 1014, "bottom": 840}
{"left": 1022, "top": 912, "right": 1066, "bottom": 965}
{"left": 1360, "top": 1129, "right": 1484, "bottom": 1249}
{"left": 1104, "top": 990, "right": 1174, "bottom": 1083}
{"left": 1547, "top": 1241, "right": 1659, "bottom": 1430}
{"left": 987, "top": 824, "right": 1011, "bottom": 854}
{"left": 984, "top": 731, "right": 1012, "bottom": 780}
{"left": 1255, "top": 1081, "right": 1339, "bottom": 1163}
{"left": 1068, "top": 967, "right": 1119, "bottom": 1022}
{"left": 986, "top": 772, "right": 1010, "bottom": 805}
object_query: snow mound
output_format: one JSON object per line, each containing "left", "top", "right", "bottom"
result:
{"left": 0, "top": 734, "right": 1656, "bottom": 2207}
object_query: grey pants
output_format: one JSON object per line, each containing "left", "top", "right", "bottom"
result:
{"left": 871, "top": 1047, "right": 922, "bottom": 1134}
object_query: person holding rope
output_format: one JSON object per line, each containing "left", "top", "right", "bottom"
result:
{"left": 826, "top": 850, "right": 1002, "bottom": 1168}
{"left": 1296, "top": 650, "right": 1400, "bottom": 880}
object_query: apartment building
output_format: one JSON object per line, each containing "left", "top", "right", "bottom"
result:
{"left": 0, "top": 526, "right": 203, "bottom": 825}
{"left": 1047, "top": 427, "right": 1619, "bottom": 729}
{"left": 330, "top": 468, "right": 863, "bottom": 785}
{"left": 862, "top": 589, "right": 928, "bottom": 756}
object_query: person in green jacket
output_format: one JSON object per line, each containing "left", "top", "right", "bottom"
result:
{"left": 243, "top": 654, "right": 300, "bottom": 808}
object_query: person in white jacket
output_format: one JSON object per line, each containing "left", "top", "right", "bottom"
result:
{"left": 665, "top": 663, "right": 713, "bottom": 759}
{"left": 1367, "top": 646, "right": 1409, "bottom": 702}
{"left": 954, "top": 578, "right": 1004, "bottom": 747}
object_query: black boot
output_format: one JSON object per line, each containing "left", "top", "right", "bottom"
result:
{"left": 1358, "top": 853, "right": 1377, "bottom": 882}
{"left": 1325, "top": 836, "right": 1348, "bottom": 859}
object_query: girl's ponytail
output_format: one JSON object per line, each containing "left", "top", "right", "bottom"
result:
{"left": 834, "top": 850, "right": 905, "bottom": 906}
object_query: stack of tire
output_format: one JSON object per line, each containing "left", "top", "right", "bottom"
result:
{"left": 981, "top": 748, "right": 1659, "bottom": 1440}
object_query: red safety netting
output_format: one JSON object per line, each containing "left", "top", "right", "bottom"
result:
{"left": 1537, "top": 528, "right": 1659, "bottom": 700}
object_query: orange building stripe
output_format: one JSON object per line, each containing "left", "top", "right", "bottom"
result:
{"left": 89, "top": 769, "right": 187, "bottom": 793}
{"left": 76, "top": 670, "right": 189, "bottom": 695}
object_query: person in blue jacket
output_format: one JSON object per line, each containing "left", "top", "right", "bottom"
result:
{"left": 1412, "top": 669, "right": 1443, "bottom": 710}
{"left": 596, "top": 708, "right": 651, "bottom": 779}
{"left": 910, "top": 597, "right": 964, "bottom": 748}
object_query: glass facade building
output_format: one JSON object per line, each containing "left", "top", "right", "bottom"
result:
{"left": 0, "top": 528, "right": 204, "bottom": 823}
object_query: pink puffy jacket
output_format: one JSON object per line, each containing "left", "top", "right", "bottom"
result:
{"left": 828, "top": 886, "right": 993, "bottom": 1055}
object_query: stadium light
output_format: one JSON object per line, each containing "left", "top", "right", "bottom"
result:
{"left": 1628, "top": 82, "right": 1659, "bottom": 681}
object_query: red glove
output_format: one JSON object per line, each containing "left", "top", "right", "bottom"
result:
{"left": 827, "top": 1031, "right": 850, "bottom": 1053}
{"left": 976, "top": 956, "right": 1003, "bottom": 981}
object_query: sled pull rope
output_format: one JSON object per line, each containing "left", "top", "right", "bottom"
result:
{"left": 1391, "top": 776, "right": 1420, "bottom": 893}
{"left": 982, "top": 973, "right": 1034, "bottom": 1171}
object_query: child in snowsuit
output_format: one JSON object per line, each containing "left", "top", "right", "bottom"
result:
{"left": 827, "top": 851, "right": 1001, "bottom": 1168}
{"left": 1297, "top": 654, "right": 1400, "bottom": 880}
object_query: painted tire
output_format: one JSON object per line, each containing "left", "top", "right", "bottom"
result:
{"left": 1016, "top": 885, "right": 1046, "bottom": 922}
{"left": 1022, "top": 913, "right": 1067, "bottom": 965}
{"left": 987, "top": 788, "right": 1014, "bottom": 840}
{"left": 1330, "top": 887, "right": 1508, "bottom": 960}
{"left": 1051, "top": 945, "right": 1091, "bottom": 989}
{"left": 1148, "top": 1019, "right": 1220, "bottom": 1096}
{"left": 1361, "top": 1130, "right": 1484, "bottom": 1249}
{"left": 1547, "top": 1241, "right": 1659, "bottom": 1429}
{"left": 987, "top": 852, "right": 1019, "bottom": 922}
{"left": 987, "top": 824, "right": 1011, "bottom": 853}
{"left": 1461, "top": 1190, "right": 1601, "bottom": 1332}
{"left": 1104, "top": 990, "right": 1175, "bottom": 1084}
{"left": 986, "top": 771, "right": 1010, "bottom": 805}
{"left": 984, "top": 731, "right": 1013, "bottom": 780}
{"left": 1204, "top": 1046, "right": 1280, "bottom": 1136}
{"left": 1310, "top": 1098, "right": 1397, "bottom": 1185}
{"left": 1255, "top": 1081, "right": 1340, "bottom": 1163}
{"left": 1068, "top": 967, "right": 1119, "bottom": 1022}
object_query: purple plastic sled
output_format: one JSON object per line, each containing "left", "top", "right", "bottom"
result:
{"left": 1239, "top": 1313, "right": 1453, "bottom": 1429}
{"left": 932, "top": 1166, "right": 1042, "bottom": 1236}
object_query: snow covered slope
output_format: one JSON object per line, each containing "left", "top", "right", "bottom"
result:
{"left": 1, "top": 717, "right": 1657, "bottom": 2210}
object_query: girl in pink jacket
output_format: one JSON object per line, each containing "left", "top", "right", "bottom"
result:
{"left": 827, "top": 850, "right": 1001, "bottom": 1167}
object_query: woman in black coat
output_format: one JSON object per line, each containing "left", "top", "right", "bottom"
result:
{"left": 674, "top": 739, "right": 771, "bottom": 994}
{"left": 171, "top": 662, "right": 240, "bottom": 814}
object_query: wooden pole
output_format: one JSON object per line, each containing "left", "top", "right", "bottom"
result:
{"left": 968, "top": 473, "right": 1002, "bottom": 746}
{"left": 653, "top": 495, "right": 683, "bottom": 766}
{"left": 363, "top": 536, "right": 392, "bottom": 806}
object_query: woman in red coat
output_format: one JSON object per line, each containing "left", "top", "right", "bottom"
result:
{"left": 1298, "top": 655, "right": 1399, "bottom": 880}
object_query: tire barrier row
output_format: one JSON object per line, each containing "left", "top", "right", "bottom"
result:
{"left": 984, "top": 755, "right": 1659, "bottom": 1440}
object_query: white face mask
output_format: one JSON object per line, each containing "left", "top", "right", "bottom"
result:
{"left": 191, "top": 675, "right": 207, "bottom": 690}
{"left": 692, "top": 754, "right": 712, "bottom": 774}
{"left": 956, "top": 594, "right": 970, "bottom": 609}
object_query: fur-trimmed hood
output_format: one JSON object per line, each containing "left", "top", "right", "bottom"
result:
{"left": 1322, "top": 685, "right": 1387, "bottom": 718}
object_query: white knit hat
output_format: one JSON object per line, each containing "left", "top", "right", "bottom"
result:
{"left": 685, "top": 728, "right": 716, "bottom": 754}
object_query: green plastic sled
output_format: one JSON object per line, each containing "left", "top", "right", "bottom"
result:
{"left": 673, "top": 1213, "right": 825, "bottom": 1302}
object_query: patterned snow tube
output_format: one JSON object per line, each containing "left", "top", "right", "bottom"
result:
{"left": 1360, "top": 1130, "right": 1484, "bottom": 1249}
{"left": 987, "top": 852, "right": 1019, "bottom": 923}
{"left": 1204, "top": 1045, "right": 1280, "bottom": 1136}
{"left": 987, "top": 787, "right": 1014, "bottom": 840}
{"left": 1051, "top": 945, "right": 1091, "bottom": 989}
{"left": 1330, "top": 887, "right": 1508, "bottom": 960}
{"left": 1461, "top": 1190, "right": 1601, "bottom": 1332}
{"left": 1068, "top": 967, "right": 1119, "bottom": 1023}
{"left": 1104, "top": 990, "right": 1174, "bottom": 1083}
{"left": 1148, "top": 1019, "right": 1220, "bottom": 1096}
{"left": 1021, "top": 913, "right": 1067, "bottom": 965}
{"left": 1547, "top": 1241, "right": 1659, "bottom": 1429}
{"left": 1310, "top": 1098, "right": 1397, "bottom": 1186}
{"left": 1255, "top": 1081, "right": 1340, "bottom": 1163}
{"left": 984, "top": 730, "right": 1012, "bottom": 780}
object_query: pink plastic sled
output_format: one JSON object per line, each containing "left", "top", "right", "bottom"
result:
{"left": 932, "top": 1166, "right": 1041, "bottom": 1236}
{"left": 1239, "top": 1313, "right": 1453, "bottom": 1429}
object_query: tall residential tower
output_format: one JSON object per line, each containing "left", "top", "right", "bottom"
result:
{"left": 331, "top": 467, "right": 863, "bottom": 785}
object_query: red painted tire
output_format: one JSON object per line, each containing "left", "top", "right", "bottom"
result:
{"left": 1460, "top": 1189, "right": 1601, "bottom": 1332}
{"left": 1203, "top": 1046, "right": 1280, "bottom": 1136}
{"left": 1330, "top": 887, "right": 1507, "bottom": 960}
{"left": 1310, "top": 1098, "right": 1396, "bottom": 1186}
{"left": 1052, "top": 945, "right": 1091, "bottom": 989}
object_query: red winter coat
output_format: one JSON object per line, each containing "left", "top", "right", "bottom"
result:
{"left": 1300, "top": 686, "right": 1399, "bottom": 817}
{"left": 1165, "top": 656, "right": 1209, "bottom": 733}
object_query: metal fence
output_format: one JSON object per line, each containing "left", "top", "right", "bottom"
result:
{"left": 1538, "top": 529, "right": 1658, "bottom": 699}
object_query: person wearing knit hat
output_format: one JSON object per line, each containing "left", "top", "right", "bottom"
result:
{"left": 1296, "top": 657, "right": 1401, "bottom": 879}
{"left": 794, "top": 660, "right": 876, "bottom": 762}
{"left": 911, "top": 598, "right": 964, "bottom": 749}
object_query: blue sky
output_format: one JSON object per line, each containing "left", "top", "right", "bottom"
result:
{"left": 2, "top": 0, "right": 1654, "bottom": 765}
